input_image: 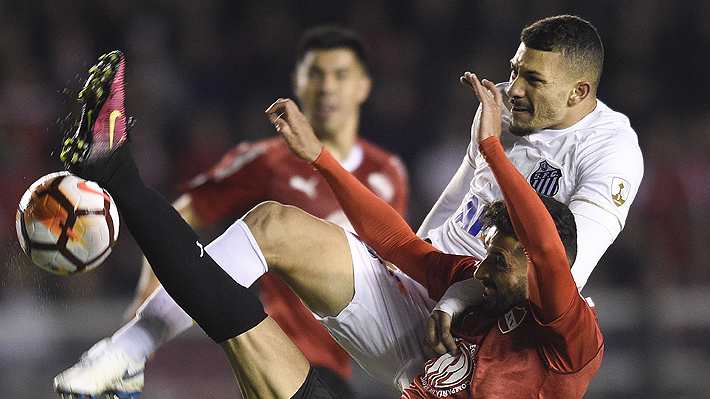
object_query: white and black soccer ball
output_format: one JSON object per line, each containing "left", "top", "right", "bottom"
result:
{"left": 15, "top": 171, "right": 119, "bottom": 275}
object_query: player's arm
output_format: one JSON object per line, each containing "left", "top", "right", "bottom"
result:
{"left": 463, "top": 72, "right": 576, "bottom": 321}
{"left": 568, "top": 132, "right": 644, "bottom": 290}
{"left": 480, "top": 138, "right": 576, "bottom": 320}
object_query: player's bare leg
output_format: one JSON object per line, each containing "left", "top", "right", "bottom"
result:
{"left": 242, "top": 201, "right": 355, "bottom": 318}
{"left": 221, "top": 317, "right": 311, "bottom": 399}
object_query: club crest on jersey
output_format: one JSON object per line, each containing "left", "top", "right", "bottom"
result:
{"left": 611, "top": 176, "right": 630, "bottom": 206}
{"left": 529, "top": 160, "right": 562, "bottom": 196}
{"left": 420, "top": 339, "right": 476, "bottom": 397}
{"left": 498, "top": 306, "right": 527, "bottom": 334}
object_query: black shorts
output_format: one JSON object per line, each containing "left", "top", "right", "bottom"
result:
{"left": 291, "top": 366, "right": 339, "bottom": 399}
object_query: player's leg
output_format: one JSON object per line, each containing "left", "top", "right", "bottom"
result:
{"left": 55, "top": 50, "right": 334, "bottom": 399}
{"left": 218, "top": 201, "right": 437, "bottom": 389}
{"left": 241, "top": 201, "right": 355, "bottom": 318}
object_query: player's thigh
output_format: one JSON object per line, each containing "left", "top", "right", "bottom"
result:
{"left": 243, "top": 201, "right": 354, "bottom": 317}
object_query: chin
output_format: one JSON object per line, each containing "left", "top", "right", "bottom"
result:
{"left": 479, "top": 301, "right": 508, "bottom": 319}
{"left": 509, "top": 123, "right": 535, "bottom": 137}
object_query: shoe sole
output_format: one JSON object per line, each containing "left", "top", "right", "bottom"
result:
{"left": 60, "top": 51, "right": 124, "bottom": 167}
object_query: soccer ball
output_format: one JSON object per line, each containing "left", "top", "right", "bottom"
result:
{"left": 16, "top": 171, "right": 119, "bottom": 275}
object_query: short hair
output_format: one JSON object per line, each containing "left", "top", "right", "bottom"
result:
{"left": 482, "top": 194, "right": 578, "bottom": 267}
{"left": 521, "top": 15, "right": 604, "bottom": 90}
{"left": 294, "top": 25, "right": 369, "bottom": 75}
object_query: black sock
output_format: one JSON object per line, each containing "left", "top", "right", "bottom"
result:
{"left": 84, "top": 146, "right": 267, "bottom": 343}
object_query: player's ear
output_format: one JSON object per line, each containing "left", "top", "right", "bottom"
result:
{"left": 357, "top": 74, "right": 372, "bottom": 104}
{"left": 568, "top": 80, "right": 591, "bottom": 106}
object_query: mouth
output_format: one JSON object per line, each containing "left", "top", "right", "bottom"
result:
{"left": 510, "top": 100, "right": 531, "bottom": 115}
{"left": 481, "top": 284, "right": 496, "bottom": 300}
{"left": 511, "top": 106, "right": 530, "bottom": 116}
{"left": 317, "top": 103, "right": 337, "bottom": 119}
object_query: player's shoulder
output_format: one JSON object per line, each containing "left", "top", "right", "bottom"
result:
{"left": 584, "top": 101, "right": 636, "bottom": 138}
{"left": 570, "top": 101, "right": 641, "bottom": 156}
{"left": 211, "top": 137, "right": 303, "bottom": 173}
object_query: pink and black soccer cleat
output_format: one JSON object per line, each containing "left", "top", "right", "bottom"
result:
{"left": 61, "top": 50, "right": 134, "bottom": 168}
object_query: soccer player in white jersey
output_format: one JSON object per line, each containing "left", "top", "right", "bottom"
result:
{"left": 55, "top": 14, "right": 643, "bottom": 397}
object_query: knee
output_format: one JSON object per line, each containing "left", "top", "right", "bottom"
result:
{"left": 242, "top": 201, "right": 297, "bottom": 247}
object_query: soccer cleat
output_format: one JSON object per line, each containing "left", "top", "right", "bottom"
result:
{"left": 54, "top": 338, "right": 145, "bottom": 399}
{"left": 61, "top": 50, "right": 134, "bottom": 169}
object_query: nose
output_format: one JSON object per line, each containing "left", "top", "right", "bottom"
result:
{"left": 506, "top": 77, "right": 523, "bottom": 99}
{"left": 474, "top": 258, "right": 491, "bottom": 280}
{"left": 319, "top": 73, "right": 338, "bottom": 93}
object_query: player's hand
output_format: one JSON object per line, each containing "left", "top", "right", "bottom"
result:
{"left": 460, "top": 72, "right": 503, "bottom": 144}
{"left": 425, "top": 310, "right": 458, "bottom": 356}
{"left": 266, "top": 98, "right": 323, "bottom": 163}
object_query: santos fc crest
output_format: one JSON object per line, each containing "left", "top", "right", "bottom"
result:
{"left": 529, "top": 160, "right": 562, "bottom": 196}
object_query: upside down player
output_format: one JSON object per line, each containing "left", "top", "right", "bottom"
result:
{"left": 55, "top": 26, "right": 407, "bottom": 398}
{"left": 56, "top": 45, "right": 601, "bottom": 398}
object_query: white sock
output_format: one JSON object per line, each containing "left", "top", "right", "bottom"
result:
{"left": 110, "top": 219, "right": 268, "bottom": 360}
{"left": 110, "top": 287, "right": 193, "bottom": 361}
{"left": 204, "top": 218, "right": 268, "bottom": 288}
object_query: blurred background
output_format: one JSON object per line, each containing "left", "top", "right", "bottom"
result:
{"left": 1, "top": 0, "right": 709, "bottom": 398}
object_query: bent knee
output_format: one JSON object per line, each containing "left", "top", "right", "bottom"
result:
{"left": 243, "top": 201, "right": 307, "bottom": 244}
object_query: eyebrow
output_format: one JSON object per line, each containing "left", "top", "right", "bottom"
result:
{"left": 510, "top": 60, "right": 547, "bottom": 82}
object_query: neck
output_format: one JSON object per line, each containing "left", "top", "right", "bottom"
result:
{"left": 571, "top": 97, "right": 598, "bottom": 126}
{"left": 319, "top": 114, "right": 359, "bottom": 161}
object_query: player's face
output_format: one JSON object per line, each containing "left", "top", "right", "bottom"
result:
{"left": 293, "top": 48, "right": 372, "bottom": 139}
{"left": 506, "top": 43, "right": 578, "bottom": 136}
{"left": 474, "top": 227, "right": 529, "bottom": 318}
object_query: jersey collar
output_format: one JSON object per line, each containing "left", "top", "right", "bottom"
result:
{"left": 339, "top": 143, "right": 364, "bottom": 173}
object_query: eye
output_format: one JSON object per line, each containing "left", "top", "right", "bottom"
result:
{"left": 494, "top": 254, "right": 512, "bottom": 271}
{"left": 307, "top": 69, "right": 324, "bottom": 81}
{"left": 526, "top": 76, "right": 542, "bottom": 86}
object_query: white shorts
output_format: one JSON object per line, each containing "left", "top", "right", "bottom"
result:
{"left": 315, "top": 231, "right": 437, "bottom": 391}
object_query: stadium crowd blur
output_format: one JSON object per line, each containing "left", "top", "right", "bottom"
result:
{"left": 1, "top": 1, "right": 709, "bottom": 398}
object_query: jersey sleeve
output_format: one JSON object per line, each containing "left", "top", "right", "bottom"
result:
{"left": 568, "top": 123, "right": 644, "bottom": 288}
{"left": 479, "top": 137, "right": 602, "bottom": 371}
{"left": 184, "top": 143, "right": 270, "bottom": 225}
{"left": 313, "top": 148, "right": 477, "bottom": 294}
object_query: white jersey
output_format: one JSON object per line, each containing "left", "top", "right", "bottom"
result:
{"left": 422, "top": 83, "right": 644, "bottom": 290}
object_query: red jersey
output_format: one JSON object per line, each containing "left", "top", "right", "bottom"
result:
{"left": 312, "top": 137, "right": 603, "bottom": 398}
{"left": 184, "top": 136, "right": 409, "bottom": 379}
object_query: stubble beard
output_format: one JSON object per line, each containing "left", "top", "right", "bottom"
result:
{"left": 479, "top": 280, "right": 528, "bottom": 319}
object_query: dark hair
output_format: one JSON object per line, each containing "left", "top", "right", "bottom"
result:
{"left": 482, "top": 194, "right": 578, "bottom": 267}
{"left": 521, "top": 15, "right": 604, "bottom": 89}
{"left": 294, "top": 25, "right": 369, "bottom": 74}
